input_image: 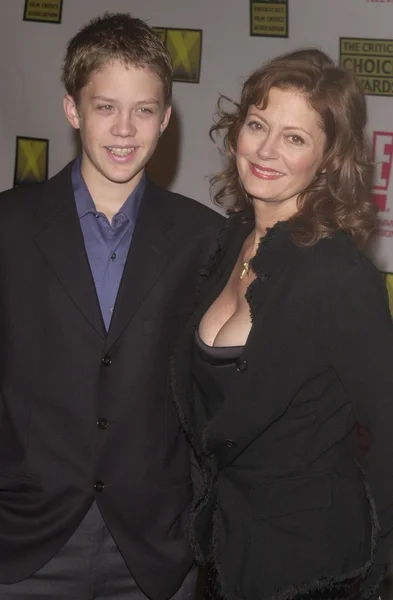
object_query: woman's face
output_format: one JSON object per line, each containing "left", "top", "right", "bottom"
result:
{"left": 236, "top": 87, "right": 327, "bottom": 214}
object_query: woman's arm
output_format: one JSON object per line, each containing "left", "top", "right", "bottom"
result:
{"left": 328, "top": 259, "right": 393, "bottom": 593}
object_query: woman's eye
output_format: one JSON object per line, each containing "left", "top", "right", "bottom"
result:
{"left": 247, "top": 121, "right": 264, "bottom": 131}
{"left": 288, "top": 135, "right": 305, "bottom": 145}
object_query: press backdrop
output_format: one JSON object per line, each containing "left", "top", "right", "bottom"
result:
{"left": 1, "top": 0, "right": 393, "bottom": 278}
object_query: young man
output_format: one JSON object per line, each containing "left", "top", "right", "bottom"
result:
{"left": 0, "top": 13, "right": 223, "bottom": 600}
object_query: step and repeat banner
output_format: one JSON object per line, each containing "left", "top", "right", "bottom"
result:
{"left": 1, "top": 0, "right": 393, "bottom": 284}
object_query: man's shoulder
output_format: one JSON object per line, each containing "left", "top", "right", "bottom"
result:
{"left": 0, "top": 180, "right": 46, "bottom": 221}
{"left": 0, "top": 181, "right": 43, "bottom": 203}
{"left": 0, "top": 161, "right": 73, "bottom": 212}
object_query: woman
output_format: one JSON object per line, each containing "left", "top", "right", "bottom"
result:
{"left": 170, "top": 49, "right": 393, "bottom": 599}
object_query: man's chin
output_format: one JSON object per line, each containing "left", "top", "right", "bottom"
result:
{"left": 103, "top": 169, "right": 143, "bottom": 186}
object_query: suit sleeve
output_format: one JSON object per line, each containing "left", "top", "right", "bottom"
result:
{"left": 327, "top": 261, "right": 393, "bottom": 570}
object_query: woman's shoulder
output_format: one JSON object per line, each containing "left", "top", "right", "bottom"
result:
{"left": 293, "top": 230, "right": 384, "bottom": 292}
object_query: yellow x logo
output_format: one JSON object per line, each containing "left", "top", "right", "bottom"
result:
{"left": 166, "top": 29, "right": 202, "bottom": 82}
{"left": 15, "top": 137, "right": 48, "bottom": 185}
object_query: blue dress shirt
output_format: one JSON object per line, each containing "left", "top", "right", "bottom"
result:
{"left": 72, "top": 157, "right": 145, "bottom": 330}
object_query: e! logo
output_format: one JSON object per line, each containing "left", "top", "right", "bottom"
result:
{"left": 372, "top": 131, "right": 393, "bottom": 211}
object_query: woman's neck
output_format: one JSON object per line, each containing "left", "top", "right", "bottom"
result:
{"left": 252, "top": 197, "right": 297, "bottom": 239}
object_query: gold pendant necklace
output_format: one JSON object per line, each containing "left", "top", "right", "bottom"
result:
{"left": 240, "top": 261, "right": 250, "bottom": 280}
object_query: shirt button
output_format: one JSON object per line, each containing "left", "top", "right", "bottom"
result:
{"left": 225, "top": 439, "right": 237, "bottom": 448}
{"left": 101, "top": 355, "right": 112, "bottom": 367}
{"left": 236, "top": 359, "right": 248, "bottom": 372}
{"left": 97, "top": 418, "right": 109, "bottom": 430}
{"left": 94, "top": 480, "right": 105, "bottom": 492}
{"left": 111, "top": 252, "right": 116, "bottom": 260}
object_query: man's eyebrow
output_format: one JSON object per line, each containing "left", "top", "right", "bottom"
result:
{"left": 90, "top": 96, "right": 160, "bottom": 106}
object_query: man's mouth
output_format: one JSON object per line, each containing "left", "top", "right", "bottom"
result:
{"left": 106, "top": 146, "right": 137, "bottom": 157}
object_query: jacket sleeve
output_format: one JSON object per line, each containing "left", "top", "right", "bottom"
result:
{"left": 327, "top": 260, "right": 393, "bottom": 573}
{"left": 190, "top": 447, "right": 205, "bottom": 498}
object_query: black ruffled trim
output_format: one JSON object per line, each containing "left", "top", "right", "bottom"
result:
{"left": 204, "top": 567, "right": 363, "bottom": 600}
{"left": 245, "top": 220, "right": 287, "bottom": 322}
{"left": 198, "top": 218, "right": 233, "bottom": 280}
{"left": 169, "top": 351, "right": 214, "bottom": 563}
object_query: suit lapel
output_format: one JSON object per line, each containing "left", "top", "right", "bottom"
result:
{"left": 35, "top": 163, "right": 106, "bottom": 339}
{"left": 105, "top": 180, "right": 175, "bottom": 351}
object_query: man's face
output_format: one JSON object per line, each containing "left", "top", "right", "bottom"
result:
{"left": 64, "top": 59, "right": 171, "bottom": 194}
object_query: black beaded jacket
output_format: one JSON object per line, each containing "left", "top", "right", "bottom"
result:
{"left": 171, "top": 216, "right": 393, "bottom": 600}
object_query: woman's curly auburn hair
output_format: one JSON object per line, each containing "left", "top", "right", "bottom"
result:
{"left": 209, "top": 48, "right": 377, "bottom": 248}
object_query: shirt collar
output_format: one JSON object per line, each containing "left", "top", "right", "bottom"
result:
{"left": 71, "top": 155, "right": 146, "bottom": 225}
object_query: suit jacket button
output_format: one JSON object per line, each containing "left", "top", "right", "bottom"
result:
{"left": 97, "top": 418, "right": 109, "bottom": 430}
{"left": 101, "top": 355, "right": 112, "bottom": 367}
{"left": 236, "top": 359, "right": 247, "bottom": 372}
{"left": 225, "top": 439, "right": 237, "bottom": 448}
{"left": 94, "top": 480, "right": 105, "bottom": 492}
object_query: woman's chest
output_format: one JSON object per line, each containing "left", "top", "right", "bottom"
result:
{"left": 198, "top": 270, "right": 257, "bottom": 347}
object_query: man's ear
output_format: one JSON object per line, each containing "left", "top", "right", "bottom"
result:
{"left": 63, "top": 95, "right": 81, "bottom": 130}
{"left": 159, "top": 104, "right": 172, "bottom": 136}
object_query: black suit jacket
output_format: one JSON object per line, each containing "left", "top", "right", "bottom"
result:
{"left": 0, "top": 162, "right": 223, "bottom": 599}
{"left": 171, "top": 217, "right": 393, "bottom": 599}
